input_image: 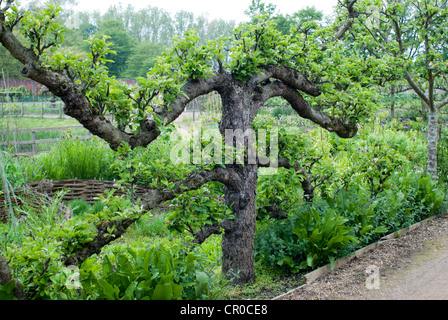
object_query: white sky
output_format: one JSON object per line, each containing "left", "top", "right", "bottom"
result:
{"left": 71, "top": 0, "right": 340, "bottom": 22}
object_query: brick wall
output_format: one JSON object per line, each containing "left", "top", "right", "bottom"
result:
{"left": 5, "top": 78, "right": 47, "bottom": 95}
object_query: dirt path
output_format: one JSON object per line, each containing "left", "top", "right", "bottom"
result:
{"left": 279, "top": 214, "right": 448, "bottom": 300}
{"left": 371, "top": 239, "right": 448, "bottom": 300}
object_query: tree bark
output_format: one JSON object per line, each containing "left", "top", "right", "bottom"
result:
{"left": 427, "top": 108, "right": 438, "bottom": 179}
{"left": 390, "top": 84, "right": 395, "bottom": 121}
{"left": 218, "top": 82, "right": 260, "bottom": 284}
{"left": 221, "top": 164, "right": 258, "bottom": 284}
{"left": 0, "top": 253, "right": 27, "bottom": 300}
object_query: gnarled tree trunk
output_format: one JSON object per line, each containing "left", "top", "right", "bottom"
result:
{"left": 221, "top": 164, "right": 258, "bottom": 284}
{"left": 218, "top": 83, "right": 259, "bottom": 284}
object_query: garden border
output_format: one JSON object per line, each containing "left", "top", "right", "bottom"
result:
{"left": 271, "top": 213, "right": 443, "bottom": 300}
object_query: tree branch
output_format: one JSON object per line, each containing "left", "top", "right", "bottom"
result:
{"left": 141, "top": 166, "right": 241, "bottom": 211}
{"left": 62, "top": 166, "right": 240, "bottom": 266}
{"left": 404, "top": 72, "right": 431, "bottom": 108}
{"left": 269, "top": 65, "right": 321, "bottom": 96}
{"left": 436, "top": 93, "right": 448, "bottom": 110}
{"left": 326, "top": 0, "right": 360, "bottom": 45}
{"left": 259, "top": 81, "right": 358, "bottom": 138}
{"left": 259, "top": 157, "right": 315, "bottom": 202}
{"left": 63, "top": 217, "right": 137, "bottom": 267}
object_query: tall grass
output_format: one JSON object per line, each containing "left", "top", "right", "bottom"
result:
{"left": 0, "top": 147, "right": 21, "bottom": 247}
{"left": 27, "top": 134, "right": 119, "bottom": 181}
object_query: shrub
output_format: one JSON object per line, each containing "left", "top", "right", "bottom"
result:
{"left": 254, "top": 171, "right": 446, "bottom": 273}
{"left": 272, "top": 105, "right": 294, "bottom": 118}
{"left": 68, "top": 199, "right": 91, "bottom": 216}
{"left": 291, "top": 207, "right": 358, "bottom": 270}
{"left": 254, "top": 217, "right": 306, "bottom": 272}
{"left": 79, "top": 243, "right": 227, "bottom": 300}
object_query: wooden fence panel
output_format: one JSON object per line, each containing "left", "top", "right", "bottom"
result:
{"left": 0, "top": 125, "right": 90, "bottom": 155}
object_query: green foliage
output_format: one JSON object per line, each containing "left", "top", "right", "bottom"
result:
{"left": 123, "top": 42, "right": 166, "bottom": 78}
{"left": 16, "top": 4, "right": 66, "bottom": 57}
{"left": 79, "top": 243, "right": 226, "bottom": 300}
{"left": 291, "top": 208, "right": 358, "bottom": 269}
{"left": 272, "top": 105, "right": 294, "bottom": 118}
{"left": 95, "top": 19, "right": 136, "bottom": 77}
{"left": 167, "top": 183, "right": 233, "bottom": 236}
{"left": 254, "top": 172, "right": 445, "bottom": 273}
{"left": 256, "top": 168, "right": 303, "bottom": 219}
{"left": 0, "top": 280, "right": 17, "bottom": 300}
{"left": 162, "top": 30, "right": 222, "bottom": 81}
{"left": 254, "top": 217, "right": 306, "bottom": 272}
{"left": 255, "top": 201, "right": 359, "bottom": 272}
{"left": 0, "top": 190, "right": 143, "bottom": 299}
{"left": 327, "top": 188, "right": 387, "bottom": 247}
{"left": 91, "top": 190, "right": 142, "bottom": 224}
{"left": 4, "top": 235, "right": 68, "bottom": 299}
{"left": 68, "top": 199, "right": 91, "bottom": 216}
{"left": 111, "top": 135, "right": 193, "bottom": 191}
{"left": 27, "top": 133, "right": 118, "bottom": 181}
{"left": 125, "top": 211, "right": 171, "bottom": 240}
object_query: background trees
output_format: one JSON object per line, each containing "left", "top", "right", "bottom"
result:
{"left": 0, "top": 2, "right": 236, "bottom": 80}
{"left": 351, "top": 0, "right": 448, "bottom": 179}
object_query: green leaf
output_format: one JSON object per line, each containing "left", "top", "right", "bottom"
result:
{"left": 102, "top": 255, "right": 113, "bottom": 278}
{"left": 195, "top": 271, "right": 209, "bottom": 298}
{"left": 98, "top": 279, "right": 120, "bottom": 300}
{"left": 151, "top": 283, "right": 173, "bottom": 300}
{"left": 0, "top": 280, "right": 18, "bottom": 300}
{"left": 123, "top": 282, "right": 137, "bottom": 300}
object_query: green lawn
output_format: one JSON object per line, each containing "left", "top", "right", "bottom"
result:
{"left": 0, "top": 116, "right": 88, "bottom": 153}
{"left": 0, "top": 116, "right": 81, "bottom": 131}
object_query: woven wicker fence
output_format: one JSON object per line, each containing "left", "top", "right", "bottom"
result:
{"left": 0, "top": 179, "right": 148, "bottom": 223}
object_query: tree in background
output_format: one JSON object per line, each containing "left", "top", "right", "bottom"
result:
{"left": 122, "top": 42, "right": 166, "bottom": 78}
{"left": 0, "top": 45, "right": 22, "bottom": 78}
{"left": 95, "top": 19, "right": 136, "bottom": 78}
{"left": 275, "top": 6, "right": 325, "bottom": 35}
{"left": 353, "top": 0, "right": 448, "bottom": 179}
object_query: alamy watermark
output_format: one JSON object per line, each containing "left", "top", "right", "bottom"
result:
{"left": 366, "top": 3, "right": 382, "bottom": 29}
{"left": 365, "top": 265, "right": 380, "bottom": 290}
{"left": 65, "top": 265, "right": 81, "bottom": 290}
{"left": 169, "top": 124, "right": 279, "bottom": 174}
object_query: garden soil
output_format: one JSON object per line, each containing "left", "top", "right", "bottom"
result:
{"left": 278, "top": 214, "right": 448, "bottom": 300}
